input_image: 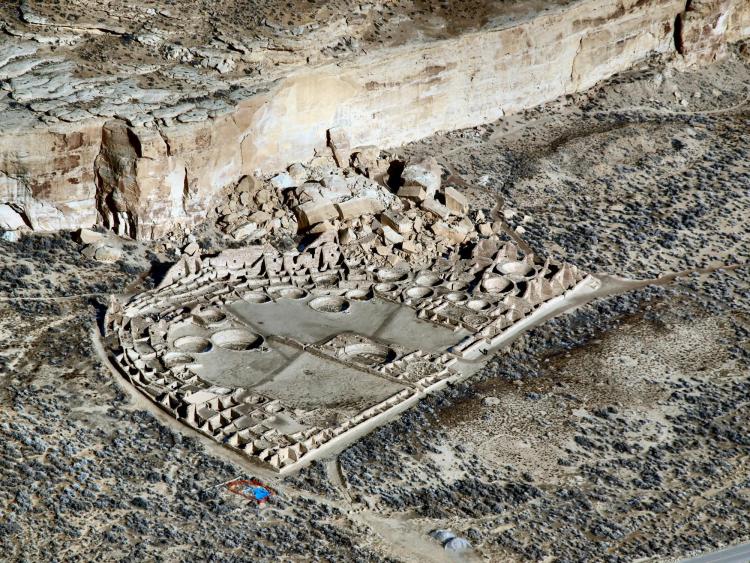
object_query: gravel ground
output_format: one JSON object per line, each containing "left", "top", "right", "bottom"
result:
{"left": 1, "top": 46, "right": 749, "bottom": 562}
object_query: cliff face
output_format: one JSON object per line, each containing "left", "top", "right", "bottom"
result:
{"left": 0, "top": 121, "right": 103, "bottom": 232}
{"left": 676, "top": 0, "right": 750, "bottom": 64}
{"left": 0, "top": 0, "right": 748, "bottom": 239}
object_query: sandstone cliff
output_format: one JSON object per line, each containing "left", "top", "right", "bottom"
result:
{"left": 0, "top": 0, "right": 748, "bottom": 239}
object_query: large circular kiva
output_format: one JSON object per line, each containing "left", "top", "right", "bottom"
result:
{"left": 309, "top": 296, "right": 350, "bottom": 313}
{"left": 173, "top": 335, "right": 212, "bottom": 353}
{"left": 211, "top": 329, "right": 264, "bottom": 351}
{"left": 340, "top": 343, "right": 396, "bottom": 365}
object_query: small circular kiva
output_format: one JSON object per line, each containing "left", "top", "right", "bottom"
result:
{"left": 415, "top": 272, "right": 441, "bottom": 286}
{"left": 211, "top": 329, "right": 264, "bottom": 351}
{"left": 344, "top": 288, "right": 372, "bottom": 301}
{"left": 445, "top": 291, "right": 468, "bottom": 303}
{"left": 498, "top": 260, "right": 532, "bottom": 276}
{"left": 340, "top": 343, "right": 396, "bottom": 365}
{"left": 377, "top": 268, "right": 408, "bottom": 282}
{"left": 194, "top": 307, "right": 227, "bottom": 325}
{"left": 243, "top": 291, "right": 271, "bottom": 303}
{"left": 467, "top": 299, "right": 491, "bottom": 311}
{"left": 275, "top": 287, "right": 308, "bottom": 300}
{"left": 405, "top": 286, "right": 433, "bottom": 300}
{"left": 313, "top": 273, "right": 339, "bottom": 287}
{"left": 374, "top": 282, "right": 398, "bottom": 293}
{"left": 309, "top": 296, "right": 350, "bottom": 313}
{"left": 173, "top": 335, "right": 212, "bottom": 354}
{"left": 482, "top": 276, "right": 514, "bottom": 293}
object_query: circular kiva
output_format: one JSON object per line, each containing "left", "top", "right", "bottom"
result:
{"left": 313, "top": 273, "right": 339, "bottom": 287}
{"left": 173, "top": 335, "right": 212, "bottom": 353}
{"left": 243, "top": 291, "right": 271, "bottom": 303}
{"left": 193, "top": 307, "right": 227, "bottom": 326}
{"left": 482, "top": 275, "right": 514, "bottom": 293}
{"left": 274, "top": 287, "right": 308, "bottom": 300}
{"left": 162, "top": 351, "right": 194, "bottom": 368}
{"left": 374, "top": 282, "right": 398, "bottom": 294}
{"left": 309, "top": 296, "right": 350, "bottom": 314}
{"left": 211, "top": 329, "right": 265, "bottom": 351}
{"left": 377, "top": 268, "right": 409, "bottom": 282}
{"left": 415, "top": 272, "right": 442, "bottom": 286}
{"left": 497, "top": 260, "right": 533, "bottom": 276}
{"left": 344, "top": 288, "right": 372, "bottom": 301}
{"left": 405, "top": 286, "right": 433, "bottom": 300}
{"left": 467, "top": 299, "right": 492, "bottom": 311}
{"left": 445, "top": 291, "right": 469, "bottom": 303}
{"left": 340, "top": 342, "right": 397, "bottom": 365}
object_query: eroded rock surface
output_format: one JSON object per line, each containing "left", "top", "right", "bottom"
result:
{"left": 1, "top": 0, "right": 748, "bottom": 239}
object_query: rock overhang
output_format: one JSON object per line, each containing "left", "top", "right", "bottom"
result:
{"left": 2, "top": 0, "right": 748, "bottom": 240}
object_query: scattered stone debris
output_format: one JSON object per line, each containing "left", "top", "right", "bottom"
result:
{"left": 215, "top": 144, "right": 493, "bottom": 274}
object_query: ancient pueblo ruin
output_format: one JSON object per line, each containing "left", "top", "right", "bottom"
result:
{"left": 103, "top": 153, "right": 587, "bottom": 471}
{"left": 1, "top": 0, "right": 749, "bottom": 560}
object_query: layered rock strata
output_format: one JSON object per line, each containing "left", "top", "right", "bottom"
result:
{"left": 1, "top": 0, "right": 749, "bottom": 238}
{"left": 676, "top": 0, "right": 750, "bottom": 64}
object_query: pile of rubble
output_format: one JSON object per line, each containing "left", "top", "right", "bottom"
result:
{"left": 214, "top": 175, "right": 294, "bottom": 242}
{"left": 76, "top": 228, "right": 123, "bottom": 263}
{"left": 64, "top": 131, "right": 497, "bottom": 267}
{"left": 216, "top": 132, "right": 497, "bottom": 269}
